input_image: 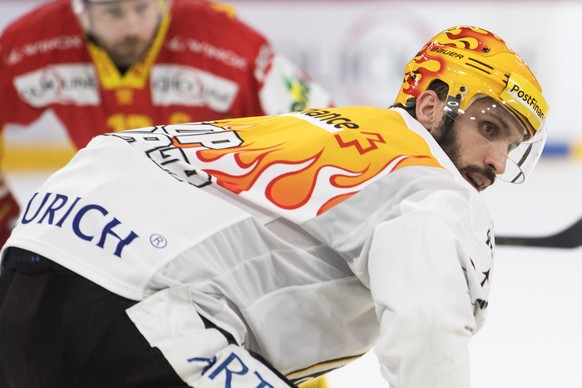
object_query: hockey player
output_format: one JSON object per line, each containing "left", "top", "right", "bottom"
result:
{"left": 0, "top": 26, "right": 548, "bottom": 387}
{"left": 0, "top": 0, "right": 332, "bottom": 247}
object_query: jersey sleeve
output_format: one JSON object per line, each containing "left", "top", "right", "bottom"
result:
{"left": 364, "top": 173, "right": 493, "bottom": 387}
{"left": 0, "top": 26, "right": 41, "bottom": 247}
{"left": 254, "top": 46, "right": 332, "bottom": 115}
{"left": 0, "top": 176, "right": 20, "bottom": 248}
{"left": 0, "top": 22, "right": 46, "bottom": 128}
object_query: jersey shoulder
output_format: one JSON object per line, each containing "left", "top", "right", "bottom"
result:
{"left": 168, "top": 0, "right": 268, "bottom": 53}
{"left": 1, "top": 1, "right": 83, "bottom": 69}
{"left": 1, "top": 1, "right": 79, "bottom": 43}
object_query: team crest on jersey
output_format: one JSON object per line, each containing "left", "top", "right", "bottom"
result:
{"left": 258, "top": 55, "right": 327, "bottom": 115}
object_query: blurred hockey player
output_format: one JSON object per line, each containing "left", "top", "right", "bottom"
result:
{"left": 0, "top": 26, "right": 548, "bottom": 387}
{"left": 0, "top": 0, "right": 332, "bottom": 246}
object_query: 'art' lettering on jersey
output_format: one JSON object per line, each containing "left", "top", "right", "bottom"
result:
{"left": 188, "top": 346, "right": 289, "bottom": 388}
{"left": 20, "top": 192, "right": 139, "bottom": 258}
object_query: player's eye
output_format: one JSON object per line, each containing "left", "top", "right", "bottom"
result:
{"left": 134, "top": 3, "right": 150, "bottom": 14}
{"left": 480, "top": 121, "right": 498, "bottom": 139}
{"left": 103, "top": 6, "right": 124, "bottom": 18}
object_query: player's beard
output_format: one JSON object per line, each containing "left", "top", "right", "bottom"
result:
{"left": 105, "top": 36, "right": 152, "bottom": 69}
{"left": 434, "top": 117, "right": 496, "bottom": 191}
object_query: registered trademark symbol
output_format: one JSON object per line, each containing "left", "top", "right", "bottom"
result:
{"left": 150, "top": 234, "right": 167, "bottom": 248}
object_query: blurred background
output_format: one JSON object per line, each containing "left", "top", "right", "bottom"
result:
{"left": 1, "top": 0, "right": 580, "bottom": 168}
{"left": 2, "top": 1, "right": 581, "bottom": 387}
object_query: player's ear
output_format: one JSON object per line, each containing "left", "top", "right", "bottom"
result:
{"left": 415, "top": 90, "right": 445, "bottom": 134}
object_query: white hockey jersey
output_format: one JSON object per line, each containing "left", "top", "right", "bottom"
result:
{"left": 3, "top": 107, "right": 494, "bottom": 387}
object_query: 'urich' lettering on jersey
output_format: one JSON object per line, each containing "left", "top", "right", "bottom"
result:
{"left": 21, "top": 192, "right": 139, "bottom": 258}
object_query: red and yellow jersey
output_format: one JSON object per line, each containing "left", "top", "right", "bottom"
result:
{"left": 0, "top": 0, "right": 331, "bottom": 149}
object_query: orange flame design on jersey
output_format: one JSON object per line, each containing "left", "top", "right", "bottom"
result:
{"left": 173, "top": 111, "right": 442, "bottom": 217}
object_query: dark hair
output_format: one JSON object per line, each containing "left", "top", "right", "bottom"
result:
{"left": 390, "top": 79, "right": 449, "bottom": 119}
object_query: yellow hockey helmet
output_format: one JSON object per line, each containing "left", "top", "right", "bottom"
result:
{"left": 395, "top": 26, "right": 548, "bottom": 141}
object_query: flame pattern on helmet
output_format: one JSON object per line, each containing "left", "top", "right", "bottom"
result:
{"left": 395, "top": 26, "right": 548, "bottom": 138}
